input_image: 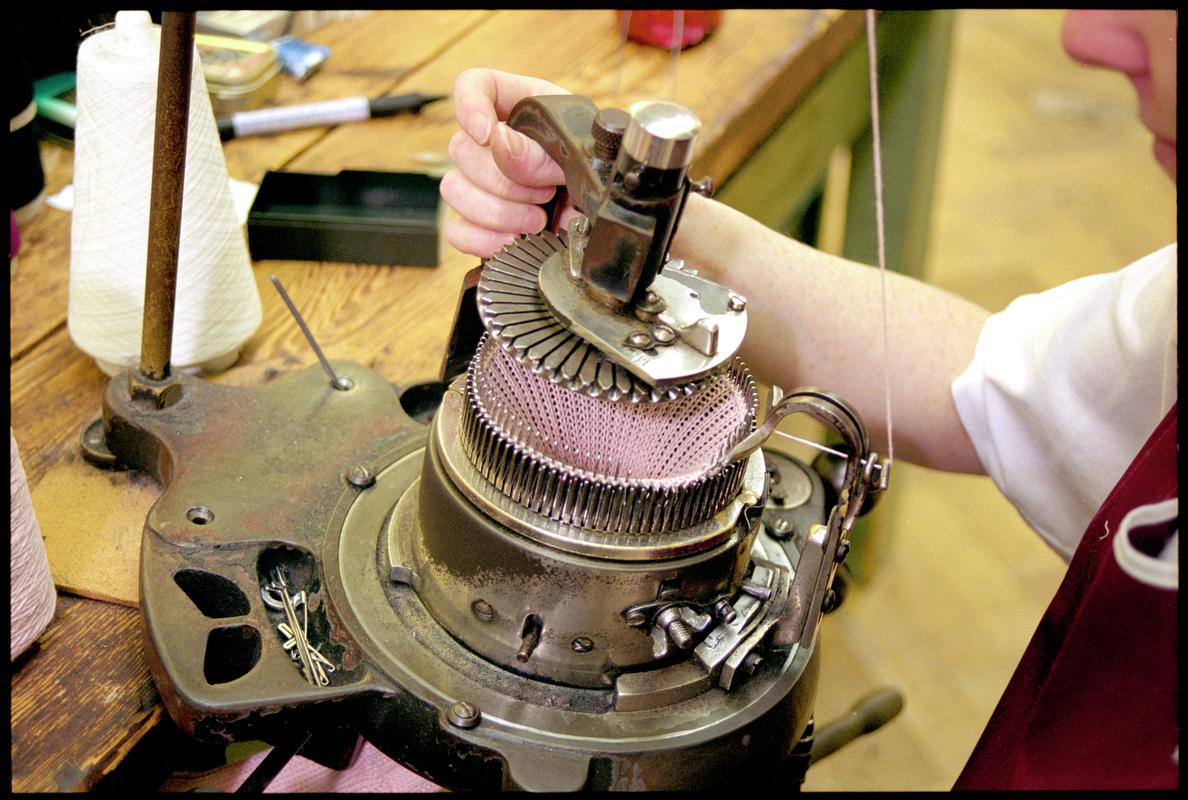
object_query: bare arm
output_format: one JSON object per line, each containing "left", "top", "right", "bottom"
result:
{"left": 672, "top": 193, "right": 989, "bottom": 474}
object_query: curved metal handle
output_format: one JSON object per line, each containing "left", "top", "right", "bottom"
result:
{"left": 507, "top": 95, "right": 604, "bottom": 216}
{"left": 507, "top": 94, "right": 699, "bottom": 309}
{"left": 745, "top": 387, "right": 891, "bottom": 650}
{"left": 729, "top": 387, "right": 878, "bottom": 530}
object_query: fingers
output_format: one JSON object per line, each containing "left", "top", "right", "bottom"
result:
{"left": 555, "top": 205, "right": 582, "bottom": 231}
{"left": 452, "top": 68, "right": 568, "bottom": 187}
{"left": 489, "top": 122, "right": 567, "bottom": 188}
{"left": 443, "top": 214, "right": 519, "bottom": 260}
{"left": 444, "top": 68, "right": 575, "bottom": 258}
{"left": 452, "top": 68, "right": 570, "bottom": 146}
{"left": 447, "top": 131, "right": 556, "bottom": 205}
{"left": 439, "top": 167, "right": 549, "bottom": 236}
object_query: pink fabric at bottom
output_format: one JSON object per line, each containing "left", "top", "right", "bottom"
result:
{"left": 161, "top": 741, "right": 442, "bottom": 793}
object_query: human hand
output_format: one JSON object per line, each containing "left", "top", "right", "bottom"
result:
{"left": 441, "top": 68, "right": 580, "bottom": 258}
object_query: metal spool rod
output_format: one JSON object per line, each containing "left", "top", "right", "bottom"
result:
{"left": 139, "top": 11, "right": 196, "bottom": 382}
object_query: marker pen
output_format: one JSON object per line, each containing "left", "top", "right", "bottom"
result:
{"left": 216, "top": 92, "right": 446, "bottom": 140}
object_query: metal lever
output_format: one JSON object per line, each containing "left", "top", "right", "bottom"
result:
{"left": 809, "top": 687, "right": 905, "bottom": 765}
{"left": 508, "top": 95, "right": 699, "bottom": 309}
{"left": 743, "top": 388, "right": 890, "bottom": 649}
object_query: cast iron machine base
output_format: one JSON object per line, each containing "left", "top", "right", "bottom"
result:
{"left": 87, "top": 358, "right": 861, "bottom": 791}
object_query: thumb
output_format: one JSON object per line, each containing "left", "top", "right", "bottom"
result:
{"left": 491, "top": 122, "right": 567, "bottom": 189}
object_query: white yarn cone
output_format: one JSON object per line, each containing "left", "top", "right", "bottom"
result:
{"left": 68, "top": 10, "right": 261, "bottom": 376}
{"left": 10, "top": 429, "right": 57, "bottom": 661}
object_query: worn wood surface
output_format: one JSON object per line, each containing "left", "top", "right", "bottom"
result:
{"left": 10, "top": 10, "right": 868, "bottom": 792}
{"left": 9, "top": 596, "right": 161, "bottom": 792}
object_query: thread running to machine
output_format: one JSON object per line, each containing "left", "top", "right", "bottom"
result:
{"left": 866, "top": 8, "right": 896, "bottom": 465}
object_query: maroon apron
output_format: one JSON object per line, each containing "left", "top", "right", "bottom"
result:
{"left": 954, "top": 404, "right": 1178, "bottom": 790}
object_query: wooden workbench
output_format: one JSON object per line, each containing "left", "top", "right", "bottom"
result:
{"left": 9, "top": 10, "right": 952, "bottom": 791}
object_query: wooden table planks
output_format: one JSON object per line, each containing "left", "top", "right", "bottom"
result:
{"left": 10, "top": 10, "right": 867, "bottom": 792}
{"left": 9, "top": 597, "right": 161, "bottom": 792}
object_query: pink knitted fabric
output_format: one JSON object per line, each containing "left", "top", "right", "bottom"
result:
{"left": 160, "top": 741, "right": 442, "bottom": 793}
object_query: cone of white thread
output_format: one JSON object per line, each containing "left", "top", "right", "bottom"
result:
{"left": 10, "top": 429, "right": 57, "bottom": 661}
{"left": 68, "top": 10, "right": 261, "bottom": 376}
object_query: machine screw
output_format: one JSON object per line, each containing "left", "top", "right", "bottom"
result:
{"left": 571, "top": 637, "right": 594, "bottom": 653}
{"left": 446, "top": 701, "right": 481, "bottom": 729}
{"left": 625, "top": 609, "right": 648, "bottom": 628}
{"left": 655, "top": 607, "right": 695, "bottom": 650}
{"left": 626, "top": 331, "right": 653, "bottom": 349}
{"left": 636, "top": 290, "right": 667, "bottom": 315}
{"left": 651, "top": 324, "right": 676, "bottom": 345}
{"left": 712, "top": 599, "right": 738, "bottom": 624}
{"left": 769, "top": 517, "right": 793, "bottom": 538}
{"left": 471, "top": 600, "right": 495, "bottom": 622}
{"left": 346, "top": 465, "right": 375, "bottom": 489}
{"left": 822, "top": 588, "right": 838, "bottom": 614}
{"left": 591, "top": 108, "right": 629, "bottom": 160}
{"left": 727, "top": 293, "right": 747, "bottom": 312}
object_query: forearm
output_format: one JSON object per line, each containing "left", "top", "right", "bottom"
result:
{"left": 671, "top": 193, "right": 989, "bottom": 474}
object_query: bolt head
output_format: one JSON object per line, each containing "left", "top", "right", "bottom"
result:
{"left": 822, "top": 588, "right": 838, "bottom": 614}
{"left": 625, "top": 610, "right": 647, "bottom": 627}
{"left": 572, "top": 637, "right": 594, "bottom": 653}
{"left": 346, "top": 466, "right": 375, "bottom": 489}
{"left": 714, "top": 599, "right": 738, "bottom": 624}
{"left": 651, "top": 324, "right": 676, "bottom": 345}
{"left": 447, "top": 701, "right": 481, "bottom": 729}
{"left": 626, "top": 331, "right": 653, "bottom": 349}
{"left": 471, "top": 600, "right": 495, "bottom": 622}
{"left": 728, "top": 293, "right": 747, "bottom": 312}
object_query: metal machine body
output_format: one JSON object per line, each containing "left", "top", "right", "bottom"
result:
{"left": 85, "top": 22, "right": 891, "bottom": 787}
{"left": 100, "top": 360, "right": 861, "bottom": 790}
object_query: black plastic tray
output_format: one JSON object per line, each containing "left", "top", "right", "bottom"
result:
{"left": 247, "top": 169, "right": 440, "bottom": 266}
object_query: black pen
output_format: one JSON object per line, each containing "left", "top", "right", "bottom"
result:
{"left": 216, "top": 92, "right": 447, "bottom": 141}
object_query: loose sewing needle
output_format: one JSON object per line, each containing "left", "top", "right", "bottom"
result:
{"left": 269, "top": 274, "right": 354, "bottom": 391}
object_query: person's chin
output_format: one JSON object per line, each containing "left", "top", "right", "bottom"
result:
{"left": 1153, "top": 138, "right": 1176, "bottom": 179}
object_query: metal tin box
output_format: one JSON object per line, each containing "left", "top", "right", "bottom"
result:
{"left": 196, "top": 33, "right": 281, "bottom": 115}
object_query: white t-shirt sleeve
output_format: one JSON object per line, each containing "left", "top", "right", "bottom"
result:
{"left": 950, "top": 244, "right": 1178, "bottom": 560}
